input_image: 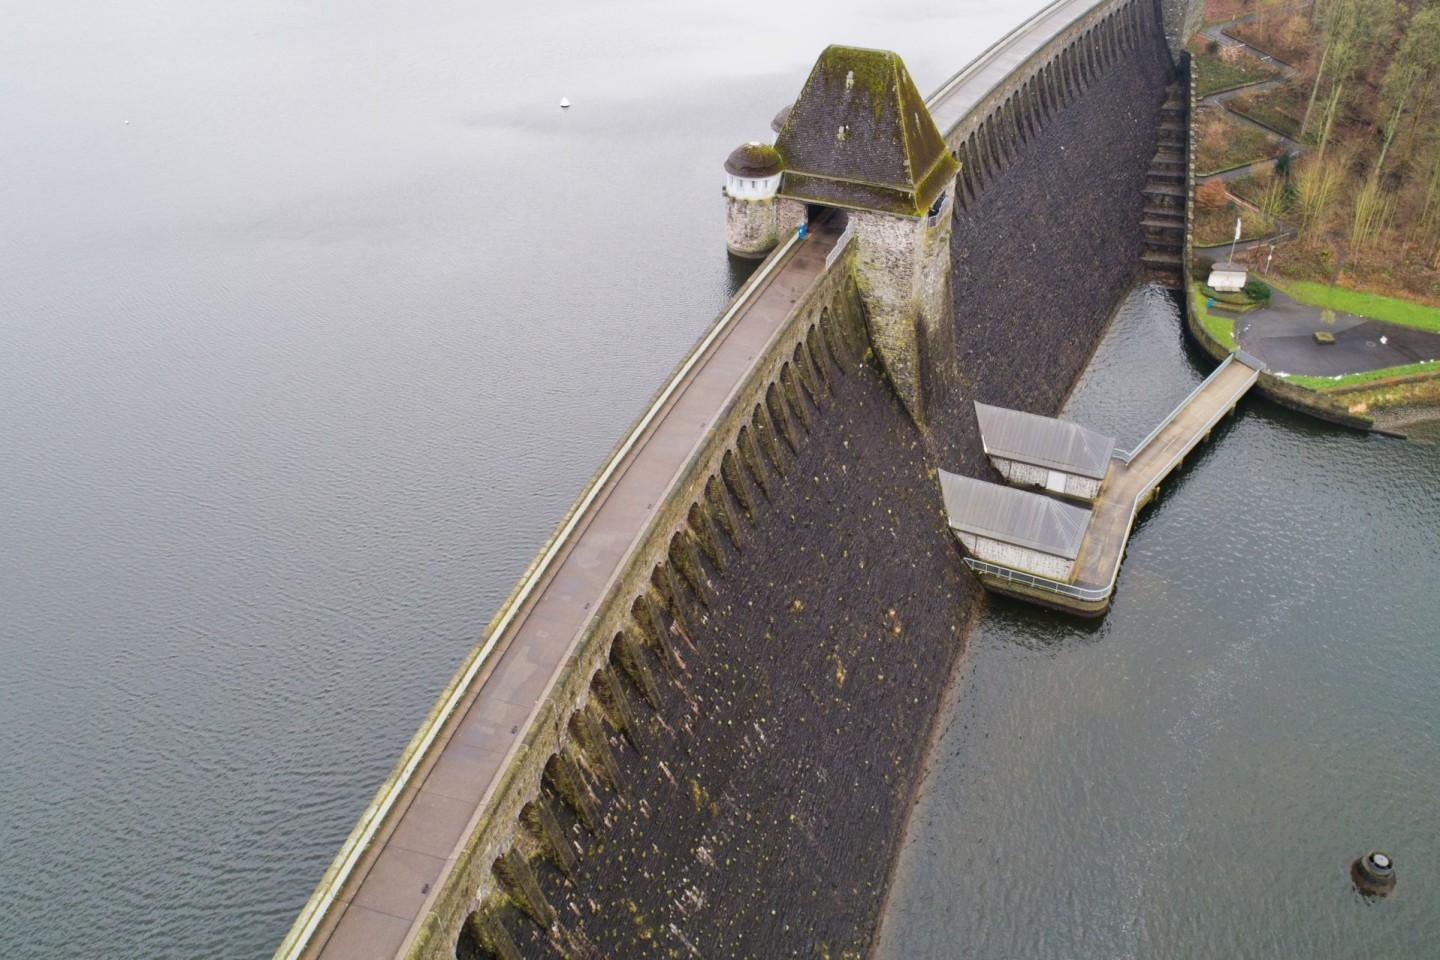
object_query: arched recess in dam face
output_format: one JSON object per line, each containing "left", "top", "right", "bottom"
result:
{"left": 276, "top": 3, "right": 1192, "bottom": 957}
{"left": 455, "top": 18, "right": 1180, "bottom": 960}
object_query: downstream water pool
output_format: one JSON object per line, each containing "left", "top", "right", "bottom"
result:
{"left": 876, "top": 283, "right": 1440, "bottom": 958}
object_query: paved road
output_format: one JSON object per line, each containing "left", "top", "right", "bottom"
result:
{"left": 1232, "top": 289, "right": 1440, "bottom": 376}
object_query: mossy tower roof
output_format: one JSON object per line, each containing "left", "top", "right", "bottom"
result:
{"left": 725, "top": 141, "right": 785, "bottom": 178}
{"left": 773, "top": 45, "right": 959, "bottom": 217}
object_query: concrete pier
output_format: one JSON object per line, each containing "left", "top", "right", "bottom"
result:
{"left": 952, "top": 352, "right": 1262, "bottom": 615}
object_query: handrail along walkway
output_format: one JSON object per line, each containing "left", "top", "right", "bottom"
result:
{"left": 966, "top": 352, "right": 1262, "bottom": 605}
{"left": 279, "top": 0, "right": 1164, "bottom": 952}
{"left": 274, "top": 228, "right": 808, "bottom": 960}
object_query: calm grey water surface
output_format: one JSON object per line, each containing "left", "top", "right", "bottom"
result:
{"left": 0, "top": 1, "right": 1047, "bottom": 956}
{"left": 876, "top": 284, "right": 1440, "bottom": 958}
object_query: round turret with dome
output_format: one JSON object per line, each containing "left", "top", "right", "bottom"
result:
{"left": 723, "top": 140, "right": 804, "bottom": 258}
{"left": 725, "top": 141, "right": 784, "bottom": 200}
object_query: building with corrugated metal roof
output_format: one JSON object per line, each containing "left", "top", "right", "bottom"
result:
{"left": 938, "top": 471, "right": 1092, "bottom": 581}
{"left": 974, "top": 402, "right": 1116, "bottom": 502}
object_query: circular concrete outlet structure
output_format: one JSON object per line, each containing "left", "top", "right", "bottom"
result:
{"left": 1350, "top": 851, "right": 1396, "bottom": 896}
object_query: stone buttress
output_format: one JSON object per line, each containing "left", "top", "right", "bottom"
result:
{"left": 773, "top": 45, "right": 960, "bottom": 425}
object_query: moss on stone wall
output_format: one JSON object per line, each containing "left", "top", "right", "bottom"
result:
{"left": 450, "top": 12, "right": 1189, "bottom": 960}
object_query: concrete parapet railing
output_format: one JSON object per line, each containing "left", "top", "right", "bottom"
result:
{"left": 825, "top": 219, "right": 855, "bottom": 269}
{"left": 933, "top": 0, "right": 1157, "bottom": 139}
{"left": 927, "top": 0, "right": 1087, "bottom": 112}
{"left": 408, "top": 242, "right": 863, "bottom": 958}
{"left": 927, "top": 0, "right": 1169, "bottom": 208}
{"left": 275, "top": 223, "right": 867, "bottom": 960}
{"left": 277, "top": 229, "right": 801, "bottom": 958}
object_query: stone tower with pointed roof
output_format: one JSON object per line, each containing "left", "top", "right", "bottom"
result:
{"left": 774, "top": 45, "right": 961, "bottom": 423}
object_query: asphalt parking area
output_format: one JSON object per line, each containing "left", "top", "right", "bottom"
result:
{"left": 1228, "top": 289, "right": 1440, "bottom": 376}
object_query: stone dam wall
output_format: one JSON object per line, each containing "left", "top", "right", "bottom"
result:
{"left": 453, "top": 7, "right": 1181, "bottom": 960}
{"left": 929, "top": 0, "right": 1177, "bottom": 472}
{"left": 467, "top": 280, "right": 976, "bottom": 959}
{"left": 403, "top": 245, "right": 874, "bottom": 960}
{"left": 274, "top": 3, "right": 1201, "bottom": 958}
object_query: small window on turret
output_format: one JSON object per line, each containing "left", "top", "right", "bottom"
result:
{"left": 837, "top": 124, "right": 849, "bottom": 141}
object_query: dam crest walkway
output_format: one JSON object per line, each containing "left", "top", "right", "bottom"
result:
{"left": 283, "top": 218, "right": 848, "bottom": 960}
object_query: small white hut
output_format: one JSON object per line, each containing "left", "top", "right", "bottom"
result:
{"left": 1208, "top": 261, "right": 1248, "bottom": 293}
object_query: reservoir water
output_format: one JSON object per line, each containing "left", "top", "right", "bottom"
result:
{"left": 876, "top": 284, "right": 1440, "bottom": 958}
{"left": 0, "top": 1, "right": 1045, "bottom": 956}
{"left": 3, "top": 3, "right": 1436, "bottom": 958}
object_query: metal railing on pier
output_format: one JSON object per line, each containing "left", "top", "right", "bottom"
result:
{"left": 964, "top": 557, "right": 1113, "bottom": 602}
{"left": 969, "top": 351, "right": 1261, "bottom": 607}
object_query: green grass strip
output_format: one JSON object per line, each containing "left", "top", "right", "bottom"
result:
{"left": 1191, "top": 284, "right": 1239, "bottom": 350}
{"left": 1280, "top": 360, "right": 1440, "bottom": 390}
{"left": 1270, "top": 280, "right": 1440, "bottom": 332}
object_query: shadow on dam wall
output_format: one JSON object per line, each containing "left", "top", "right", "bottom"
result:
{"left": 471, "top": 305, "right": 976, "bottom": 959}
{"left": 466, "top": 20, "right": 1178, "bottom": 960}
{"left": 929, "top": 22, "right": 1176, "bottom": 475}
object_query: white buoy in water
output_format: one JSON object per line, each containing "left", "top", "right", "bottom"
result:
{"left": 560, "top": 97, "right": 571, "bottom": 109}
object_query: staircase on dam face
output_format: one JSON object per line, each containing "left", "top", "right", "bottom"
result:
{"left": 1141, "top": 85, "right": 1188, "bottom": 288}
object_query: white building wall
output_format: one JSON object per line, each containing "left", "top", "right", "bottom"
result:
{"left": 725, "top": 173, "right": 783, "bottom": 201}
{"left": 956, "top": 532, "right": 1075, "bottom": 581}
{"left": 1209, "top": 269, "right": 1247, "bottom": 292}
{"left": 992, "top": 457, "right": 1102, "bottom": 502}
